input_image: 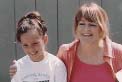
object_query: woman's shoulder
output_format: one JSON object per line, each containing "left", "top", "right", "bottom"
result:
{"left": 58, "top": 39, "right": 79, "bottom": 52}
{"left": 57, "top": 39, "right": 79, "bottom": 60}
{"left": 112, "top": 42, "right": 122, "bottom": 52}
{"left": 111, "top": 42, "right": 122, "bottom": 62}
{"left": 111, "top": 42, "right": 122, "bottom": 72}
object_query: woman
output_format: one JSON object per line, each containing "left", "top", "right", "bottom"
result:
{"left": 11, "top": 11, "right": 67, "bottom": 82}
{"left": 57, "top": 2, "right": 122, "bottom": 82}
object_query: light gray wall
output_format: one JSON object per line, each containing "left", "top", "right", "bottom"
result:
{"left": 15, "top": 0, "right": 35, "bottom": 59}
{"left": 102, "top": 0, "right": 122, "bottom": 44}
{"left": 0, "top": 0, "right": 15, "bottom": 81}
{"left": 58, "top": 0, "right": 79, "bottom": 46}
{"left": 0, "top": 0, "right": 122, "bottom": 81}
{"left": 36, "top": 0, "right": 58, "bottom": 54}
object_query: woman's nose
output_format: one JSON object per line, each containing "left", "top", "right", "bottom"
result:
{"left": 84, "top": 25, "right": 90, "bottom": 31}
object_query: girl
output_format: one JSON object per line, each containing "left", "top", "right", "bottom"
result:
{"left": 11, "top": 11, "right": 67, "bottom": 82}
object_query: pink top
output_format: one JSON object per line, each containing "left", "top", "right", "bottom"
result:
{"left": 57, "top": 37, "right": 122, "bottom": 82}
{"left": 70, "top": 55, "right": 115, "bottom": 82}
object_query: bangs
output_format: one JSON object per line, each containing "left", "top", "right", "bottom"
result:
{"left": 76, "top": 6, "right": 98, "bottom": 23}
{"left": 82, "top": 7, "right": 98, "bottom": 23}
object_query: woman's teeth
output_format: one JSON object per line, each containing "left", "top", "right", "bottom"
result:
{"left": 82, "top": 33, "right": 92, "bottom": 36}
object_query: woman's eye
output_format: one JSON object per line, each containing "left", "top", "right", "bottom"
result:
{"left": 78, "top": 22, "right": 97, "bottom": 28}
{"left": 79, "top": 23, "right": 85, "bottom": 26}
{"left": 89, "top": 24, "right": 97, "bottom": 27}
{"left": 79, "top": 23, "right": 85, "bottom": 25}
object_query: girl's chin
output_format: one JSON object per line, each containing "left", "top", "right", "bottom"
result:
{"left": 30, "top": 55, "right": 44, "bottom": 62}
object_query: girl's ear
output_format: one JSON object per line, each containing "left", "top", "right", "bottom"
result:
{"left": 43, "top": 34, "right": 48, "bottom": 45}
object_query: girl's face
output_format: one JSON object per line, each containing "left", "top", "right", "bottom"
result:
{"left": 75, "top": 18, "right": 101, "bottom": 44}
{"left": 20, "top": 29, "right": 48, "bottom": 62}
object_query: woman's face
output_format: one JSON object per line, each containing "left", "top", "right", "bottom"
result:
{"left": 20, "top": 29, "right": 48, "bottom": 62}
{"left": 75, "top": 18, "right": 101, "bottom": 44}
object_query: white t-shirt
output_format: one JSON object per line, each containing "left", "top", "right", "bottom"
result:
{"left": 11, "top": 52, "right": 67, "bottom": 82}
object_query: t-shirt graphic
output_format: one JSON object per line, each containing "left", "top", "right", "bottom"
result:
{"left": 21, "top": 72, "right": 50, "bottom": 82}
{"left": 23, "top": 80, "right": 49, "bottom": 82}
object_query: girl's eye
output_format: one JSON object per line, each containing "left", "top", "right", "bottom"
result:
{"left": 23, "top": 44, "right": 28, "bottom": 48}
{"left": 34, "top": 42, "right": 39, "bottom": 44}
{"left": 33, "top": 42, "right": 39, "bottom": 46}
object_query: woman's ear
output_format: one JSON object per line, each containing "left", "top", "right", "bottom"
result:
{"left": 73, "top": 27, "right": 79, "bottom": 39}
{"left": 43, "top": 34, "right": 48, "bottom": 45}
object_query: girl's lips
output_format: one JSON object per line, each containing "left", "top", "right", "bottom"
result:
{"left": 31, "top": 51, "right": 38, "bottom": 55}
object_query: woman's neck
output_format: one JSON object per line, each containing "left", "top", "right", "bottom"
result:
{"left": 78, "top": 39, "right": 104, "bottom": 55}
{"left": 77, "top": 39, "right": 105, "bottom": 65}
